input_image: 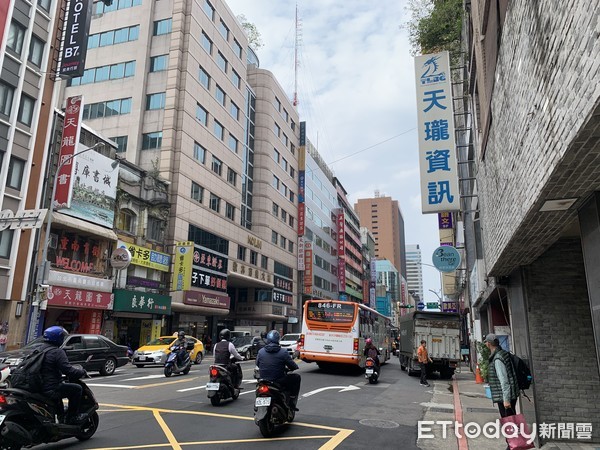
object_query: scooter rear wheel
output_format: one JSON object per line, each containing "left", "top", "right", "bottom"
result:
{"left": 182, "top": 365, "right": 191, "bottom": 375}
{"left": 258, "top": 417, "right": 275, "bottom": 438}
{"left": 76, "top": 411, "right": 99, "bottom": 441}
{"left": 210, "top": 395, "right": 221, "bottom": 406}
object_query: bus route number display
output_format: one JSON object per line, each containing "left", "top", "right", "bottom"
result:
{"left": 308, "top": 302, "right": 354, "bottom": 322}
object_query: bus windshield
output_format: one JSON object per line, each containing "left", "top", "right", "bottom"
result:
{"left": 306, "top": 301, "right": 356, "bottom": 323}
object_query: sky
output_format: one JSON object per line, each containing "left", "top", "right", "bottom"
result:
{"left": 226, "top": 0, "right": 443, "bottom": 303}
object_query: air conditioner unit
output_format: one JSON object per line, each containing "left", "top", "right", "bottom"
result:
{"left": 49, "top": 233, "right": 58, "bottom": 249}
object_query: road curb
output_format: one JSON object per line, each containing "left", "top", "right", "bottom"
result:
{"left": 452, "top": 378, "right": 469, "bottom": 450}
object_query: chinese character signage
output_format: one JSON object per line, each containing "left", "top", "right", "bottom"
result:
{"left": 173, "top": 242, "right": 193, "bottom": 291}
{"left": 47, "top": 285, "right": 113, "bottom": 309}
{"left": 59, "top": 0, "right": 93, "bottom": 77}
{"left": 415, "top": 52, "right": 460, "bottom": 213}
{"left": 55, "top": 96, "right": 83, "bottom": 209}
{"left": 191, "top": 268, "right": 227, "bottom": 293}
{"left": 297, "top": 202, "right": 305, "bottom": 236}
{"left": 299, "top": 121, "right": 306, "bottom": 146}
{"left": 48, "top": 269, "right": 113, "bottom": 292}
{"left": 297, "top": 237, "right": 305, "bottom": 270}
{"left": 298, "top": 171, "right": 305, "bottom": 203}
{"left": 304, "top": 242, "right": 313, "bottom": 294}
{"left": 192, "top": 246, "right": 228, "bottom": 275}
{"left": 438, "top": 212, "right": 453, "bottom": 229}
{"left": 274, "top": 276, "right": 293, "bottom": 292}
{"left": 442, "top": 301, "right": 458, "bottom": 313}
{"left": 113, "top": 289, "right": 171, "bottom": 315}
{"left": 338, "top": 259, "right": 346, "bottom": 293}
{"left": 127, "top": 276, "right": 162, "bottom": 290}
{"left": 62, "top": 148, "right": 118, "bottom": 228}
{"left": 337, "top": 210, "right": 345, "bottom": 257}
{"left": 119, "top": 241, "right": 171, "bottom": 272}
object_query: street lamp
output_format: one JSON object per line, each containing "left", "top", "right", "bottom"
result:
{"left": 28, "top": 142, "right": 118, "bottom": 341}
{"left": 429, "top": 289, "right": 442, "bottom": 302}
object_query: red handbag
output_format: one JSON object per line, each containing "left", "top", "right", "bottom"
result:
{"left": 500, "top": 413, "right": 536, "bottom": 450}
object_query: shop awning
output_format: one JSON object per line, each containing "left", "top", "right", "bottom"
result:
{"left": 53, "top": 212, "right": 118, "bottom": 241}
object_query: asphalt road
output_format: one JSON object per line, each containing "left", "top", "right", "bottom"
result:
{"left": 34, "top": 355, "right": 434, "bottom": 450}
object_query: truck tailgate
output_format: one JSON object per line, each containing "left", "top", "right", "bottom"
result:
{"left": 415, "top": 320, "right": 461, "bottom": 360}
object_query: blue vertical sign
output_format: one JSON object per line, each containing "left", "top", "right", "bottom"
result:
{"left": 414, "top": 52, "right": 460, "bottom": 213}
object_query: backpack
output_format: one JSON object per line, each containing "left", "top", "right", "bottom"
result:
{"left": 10, "top": 346, "right": 53, "bottom": 393}
{"left": 508, "top": 352, "right": 532, "bottom": 390}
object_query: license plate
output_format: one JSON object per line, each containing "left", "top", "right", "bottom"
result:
{"left": 0, "top": 415, "right": 5, "bottom": 426}
{"left": 366, "top": 369, "right": 374, "bottom": 375}
{"left": 206, "top": 383, "right": 220, "bottom": 391}
{"left": 255, "top": 397, "right": 271, "bottom": 407}
{"left": 137, "top": 356, "right": 146, "bottom": 361}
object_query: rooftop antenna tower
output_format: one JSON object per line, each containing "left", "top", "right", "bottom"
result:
{"left": 293, "top": 3, "right": 302, "bottom": 107}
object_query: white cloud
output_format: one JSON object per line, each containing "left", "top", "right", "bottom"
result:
{"left": 228, "top": 0, "right": 444, "bottom": 299}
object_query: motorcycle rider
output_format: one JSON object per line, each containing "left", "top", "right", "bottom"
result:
{"left": 172, "top": 331, "right": 188, "bottom": 367}
{"left": 364, "top": 338, "right": 381, "bottom": 373}
{"left": 256, "top": 330, "right": 301, "bottom": 410}
{"left": 254, "top": 331, "right": 268, "bottom": 353}
{"left": 40, "top": 326, "right": 87, "bottom": 424}
{"left": 213, "top": 328, "right": 244, "bottom": 387}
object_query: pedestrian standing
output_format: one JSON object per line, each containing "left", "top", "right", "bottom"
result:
{"left": 485, "top": 333, "right": 519, "bottom": 417}
{"left": 417, "top": 340, "right": 432, "bottom": 387}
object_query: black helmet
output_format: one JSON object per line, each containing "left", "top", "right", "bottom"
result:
{"left": 260, "top": 331, "right": 267, "bottom": 339}
{"left": 43, "top": 326, "right": 68, "bottom": 346}
{"left": 219, "top": 328, "right": 231, "bottom": 340}
{"left": 266, "top": 330, "right": 280, "bottom": 345}
{"left": 177, "top": 330, "right": 185, "bottom": 339}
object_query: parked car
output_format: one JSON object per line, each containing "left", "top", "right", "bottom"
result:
{"left": 0, "top": 334, "right": 129, "bottom": 376}
{"left": 232, "top": 336, "right": 262, "bottom": 360}
{"left": 133, "top": 335, "right": 204, "bottom": 367}
{"left": 280, "top": 333, "right": 301, "bottom": 357}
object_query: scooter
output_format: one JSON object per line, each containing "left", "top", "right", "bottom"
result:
{"left": 0, "top": 370, "right": 99, "bottom": 450}
{"left": 365, "top": 357, "right": 379, "bottom": 384}
{"left": 206, "top": 356, "right": 242, "bottom": 406}
{"left": 254, "top": 372, "right": 297, "bottom": 438}
{"left": 0, "top": 364, "right": 10, "bottom": 388}
{"left": 164, "top": 342, "right": 194, "bottom": 377}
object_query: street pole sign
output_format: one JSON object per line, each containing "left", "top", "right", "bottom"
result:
{"left": 417, "top": 302, "right": 425, "bottom": 311}
{"left": 426, "top": 302, "right": 438, "bottom": 309}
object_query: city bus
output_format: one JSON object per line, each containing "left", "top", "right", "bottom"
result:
{"left": 298, "top": 299, "right": 392, "bottom": 368}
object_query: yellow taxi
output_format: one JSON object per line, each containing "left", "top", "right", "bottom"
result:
{"left": 132, "top": 334, "right": 204, "bottom": 367}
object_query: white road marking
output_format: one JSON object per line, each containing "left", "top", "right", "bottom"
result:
{"left": 123, "top": 374, "right": 166, "bottom": 381}
{"left": 177, "top": 384, "right": 207, "bottom": 393}
{"left": 87, "top": 383, "right": 136, "bottom": 389}
{"left": 301, "top": 385, "right": 361, "bottom": 398}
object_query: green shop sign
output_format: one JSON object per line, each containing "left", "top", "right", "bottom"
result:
{"left": 113, "top": 289, "right": 171, "bottom": 315}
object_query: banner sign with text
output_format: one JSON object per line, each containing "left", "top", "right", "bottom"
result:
{"left": 173, "top": 242, "right": 193, "bottom": 291}
{"left": 415, "top": 51, "right": 460, "bottom": 213}
{"left": 119, "top": 241, "right": 171, "bottom": 272}
{"left": 55, "top": 96, "right": 83, "bottom": 209}
{"left": 113, "top": 289, "right": 171, "bottom": 315}
{"left": 59, "top": 0, "right": 93, "bottom": 77}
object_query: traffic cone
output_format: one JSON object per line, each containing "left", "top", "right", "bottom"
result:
{"left": 475, "top": 364, "right": 484, "bottom": 384}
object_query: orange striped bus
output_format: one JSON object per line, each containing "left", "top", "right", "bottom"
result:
{"left": 298, "top": 299, "right": 392, "bottom": 368}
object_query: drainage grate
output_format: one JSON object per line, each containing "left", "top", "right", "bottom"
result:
{"left": 466, "top": 407, "right": 498, "bottom": 413}
{"left": 429, "top": 407, "right": 454, "bottom": 413}
{"left": 359, "top": 419, "right": 400, "bottom": 429}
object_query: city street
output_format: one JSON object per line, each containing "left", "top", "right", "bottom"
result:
{"left": 35, "top": 357, "right": 432, "bottom": 450}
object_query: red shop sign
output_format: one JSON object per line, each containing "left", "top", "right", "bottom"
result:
{"left": 47, "top": 285, "right": 113, "bottom": 310}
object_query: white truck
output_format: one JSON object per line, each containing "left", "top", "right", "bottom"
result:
{"left": 398, "top": 311, "right": 461, "bottom": 379}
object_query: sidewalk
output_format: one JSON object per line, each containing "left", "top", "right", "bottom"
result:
{"left": 417, "top": 364, "right": 599, "bottom": 450}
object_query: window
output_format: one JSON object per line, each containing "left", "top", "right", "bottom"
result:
{"left": 288, "top": 240, "right": 294, "bottom": 253}
{"left": 238, "top": 245, "right": 247, "bottom": 261}
{"left": 231, "top": 70, "right": 241, "bottom": 89}
{"left": 213, "top": 120, "right": 224, "bottom": 140}
{"left": 199, "top": 66, "right": 210, "bottom": 89}
{"left": 272, "top": 175, "right": 279, "bottom": 189}
{"left": 281, "top": 210, "right": 287, "bottom": 221}
{"left": 0, "top": 230, "right": 14, "bottom": 259}
{"left": 226, "top": 203, "right": 235, "bottom": 220}
{"left": 203, "top": 0, "right": 215, "bottom": 20}
{"left": 227, "top": 168, "right": 237, "bottom": 186}
{"left": 272, "top": 203, "right": 279, "bottom": 216}
{"left": 94, "top": 0, "right": 141, "bottom": 14}
{"left": 146, "top": 216, "right": 163, "bottom": 241}
{"left": 209, "top": 193, "right": 221, "bottom": 212}
{"left": 280, "top": 236, "right": 286, "bottom": 248}
{"left": 261, "top": 255, "right": 268, "bottom": 270}
{"left": 141, "top": 131, "right": 162, "bottom": 150}
{"left": 290, "top": 143, "right": 295, "bottom": 155}
{"left": 100, "top": 31, "right": 114, "bottom": 46}
{"left": 228, "top": 134, "right": 238, "bottom": 153}
{"left": 230, "top": 101, "right": 239, "bottom": 120}
{"left": 196, "top": 104, "right": 208, "bottom": 125}
{"left": 233, "top": 39, "right": 242, "bottom": 58}
{"left": 7, "top": 21, "right": 25, "bottom": 55}
{"left": 83, "top": 97, "right": 131, "bottom": 119}
{"left": 282, "top": 158, "right": 288, "bottom": 171}
{"left": 193, "top": 142, "right": 206, "bottom": 163}
{"left": 283, "top": 133, "right": 288, "bottom": 146}
{"left": 274, "top": 97, "right": 281, "bottom": 112}
{"left": 216, "top": 52, "right": 227, "bottom": 72}
{"left": 291, "top": 120, "right": 296, "bottom": 131}
{"left": 274, "top": 123, "right": 280, "bottom": 137}
{"left": 28, "top": 36, "right": 45, "bottom": 66}
{"left": 273, "top": 149, "right": 280, "bottom": 162}
{"left": 290, "top": 167, "right": 295, "bottom": 178}
{"left": 110, "top": 135, "right": 128, "bottom": 153}
{"left": 191, "top": 182, "right": 203, "bottom": 202}
{"left": 211, "top": 156, "right": 222, "bottom": 176}
{"left": 17, "top": 95, "right": 35, "bottom": 126}
{"left": 38, "top": 0, "right": 52, "bottom": 12}
{"left": 201, "top": 32, "right": 212, "bottom": 54}
{"left": 283, "top": 109, "right": 289, "bottom": 122}
{"left": 153, "top": 18, "right": 172, "bottom": 36}
{"left": 289, "top": 215, "right": 294, "bottom": 227}
{"left": 215, "top": 85, "right": 225, "bottom": 106}
{"left": 0, "top": 82, "right": 14, "bottom": 116}
{"left": 250, "top": 250, "right": 258, "bottom": 266}
{"left": 68, "top": 61, "right": 136, "bottom": 86}
{"left": 7, "top": 157, "right": 25, "bottom": 189}
{"left": 150, "top": 55, "right": 168, "bottom": 72}
{"left": 146, "top": 92, "right": 166, "bottom": 110}
{"left": 117, "top": 209, "right": 136, "bottom": 232}
{"left": 289, "top": 191, "right": 295, "bottom": 203}
{"left": 271, "top": 231, "right": 278, "bottom": 244}
{"left": 219, "top": 20, "right": 229, "bottom": 40}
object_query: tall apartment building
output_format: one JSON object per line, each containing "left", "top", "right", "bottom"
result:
{"left": 354, "top": 194, "right": 407, "bottom": 280}
{"left": 405, "top": 244, "right": 423, "bottom": 302}
{"left": 60, "top": 0, "right": 299, "bottom": 339}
